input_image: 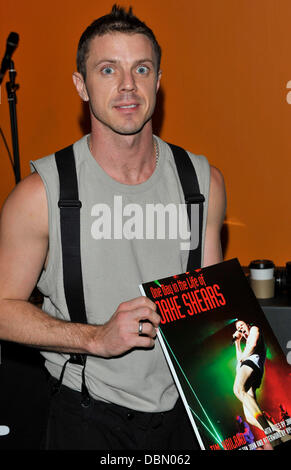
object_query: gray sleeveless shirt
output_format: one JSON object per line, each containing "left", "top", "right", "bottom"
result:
{"left": 30, "top": 135, "right": 210, "bottom": 412}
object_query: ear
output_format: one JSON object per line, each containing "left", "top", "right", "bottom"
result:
{"left": 156, "top": 69, "right": 162, "bottom": 93}
{"left": 72, "top": 72, "right": 89, "bottom": 102}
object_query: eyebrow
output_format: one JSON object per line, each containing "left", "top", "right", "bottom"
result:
{"left": 94, "top": 58, "right": 155, "bottom": 67}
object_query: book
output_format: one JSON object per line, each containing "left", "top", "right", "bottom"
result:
{"left": 139, "top": 258, "right": 291, "bottom": 451}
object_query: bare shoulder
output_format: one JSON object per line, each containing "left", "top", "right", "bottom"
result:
{"left": 202, "top": 165, "right": 227, "bottom": 267}
{"left": 208, "top": 165, "right": 227, "bottom": 224}
{"left": 3, "top": 171, "right": 45, "bottom": 203}
{"left": 209, "top": 165, "right": 226, "bottom": 194}
{"left": 0, "top": 172, "right": 48, "bottom": 299}
{"left": 0, "top": 172, "right": 48, "bottom": 237}
{"left": 250, "top": 325, "right": 260, "bottom": 335}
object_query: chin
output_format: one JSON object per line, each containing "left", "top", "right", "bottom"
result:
{"left": 110, "top": 119, "right": 152, "bottom": 136}
{"left": 114, "top": 127, "right": 144, "bottom": 136}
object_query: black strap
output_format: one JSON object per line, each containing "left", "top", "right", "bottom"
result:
{"left": 167, "top": 143, "right": 205, "bottom": 270}
{"left": 55, "top": 145, "right": 86, "bottom": 326}
{"left": 54, "top": 144, "right": 90, "bottom": 407}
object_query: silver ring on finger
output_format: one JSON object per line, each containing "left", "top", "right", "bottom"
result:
{"left": 138, "top": 321, "right": 143, "bottom": 336}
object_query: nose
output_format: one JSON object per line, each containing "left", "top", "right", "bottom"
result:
{"left": 118, "top": 70, "right": 137, "bottom": 93}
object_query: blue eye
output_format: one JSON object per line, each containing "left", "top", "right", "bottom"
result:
{"left": 136, "top": 65, "right": 149, "bottom": 74}
{"left": 102, "top": 67, "right": 114, "bottom": 75}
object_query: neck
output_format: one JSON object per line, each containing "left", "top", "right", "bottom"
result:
{"left": 89, "top": 121, "right": 157, "bottom": 185}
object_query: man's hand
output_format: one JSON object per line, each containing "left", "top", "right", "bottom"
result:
{"left": 89, "top": 296, "right": 160, "bottom": 358}
{"left": 233, "top": 331, "right": 242, "bottom": 342}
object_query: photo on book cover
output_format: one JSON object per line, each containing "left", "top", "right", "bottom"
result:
{"left": 139, "top": 258, "right": 291, "bottom": 451}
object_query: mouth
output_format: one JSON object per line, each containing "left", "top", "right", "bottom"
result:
{"left": 114, "top": 103, "right": 139, "bottom": 112}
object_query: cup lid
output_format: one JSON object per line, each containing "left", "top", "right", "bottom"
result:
{"left": 248, "top": 259, "right": 274, "bottom": 269}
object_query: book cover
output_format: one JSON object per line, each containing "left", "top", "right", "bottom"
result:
{"left": 139, "top": 258, "right": 291, "bottom": 451}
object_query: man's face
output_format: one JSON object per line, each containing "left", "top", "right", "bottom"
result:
{"left": 73, "top": 32, "right": 161, "bottom": 136}
{"left": 236, "top": 321, "right": 249, "bottom": 338}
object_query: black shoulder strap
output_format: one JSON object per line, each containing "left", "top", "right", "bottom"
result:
{"left": 167, "top": 143, "right": 205, "bottom": 271}
{"left": 55, "top": 145, "right": 87, "bottom": 326}
{"left": 54, "top": 144, "right": 90, "bottom": 406}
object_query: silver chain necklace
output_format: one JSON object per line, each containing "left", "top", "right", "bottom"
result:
{"left": 154, "top": 138, "right": 159, "bottom": 167}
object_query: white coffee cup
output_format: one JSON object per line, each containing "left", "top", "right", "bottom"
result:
{"left": 249, "top": 259, "right": 275, "bottom": 299}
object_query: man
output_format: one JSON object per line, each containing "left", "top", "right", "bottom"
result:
{"left": 232, "top": 320, "right": 276, "bottom": 449}
{"left": 233, "top": 321, "right": 266, "bottom": 421}
{"left": 233, "top": 321, "right": 291, "bottom": 450}
{"left": 0, "top": 5, "right": 226, "bottom": 450}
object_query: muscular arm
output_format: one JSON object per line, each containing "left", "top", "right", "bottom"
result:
{"left": 234, "top": 335, "right": 243, "bottom": 362}
{"left": 203, "top": 165, "right": 227, "bottom": 267}
{"left": 240, "top": 326, "right": 260, "bottom": 361}
{"left": 0, "top": 174, "right": 159, "bottom": 357}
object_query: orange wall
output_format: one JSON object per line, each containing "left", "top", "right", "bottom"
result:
{"left": 1, "top": 0, "right": 291, "bottom": 268}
